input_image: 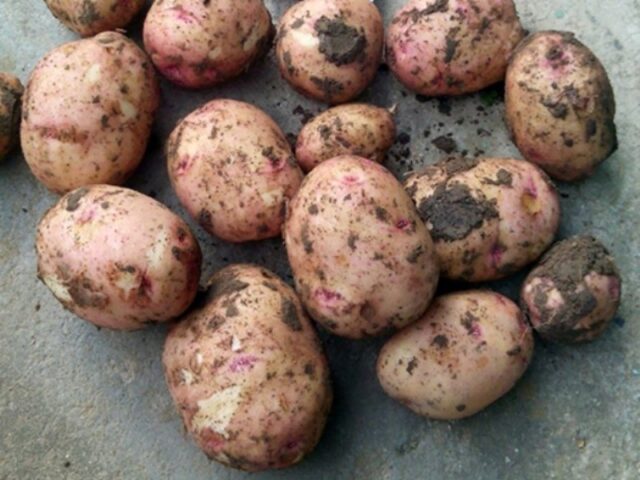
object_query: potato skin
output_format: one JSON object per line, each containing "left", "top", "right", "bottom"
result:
{"left": 0, "top": 73, "right": 23, "bottom": 162}
{"left": 21, "top": 32, "right": 160, "bottom": 194}
{"left": 167, "top": 99, "right": 303, "bottom": 243}
{"left": 276, "top": 0, "right": 384, "bottom": 104}
{"left": 36, "top": 185, "right": 202, "bottom": 330}
{"left": 387, "top": 0, "right": 524, "bottom": 96}
{"left": 505, "top": 31, "right": 617, "bottom": 181}
{"left": 43, "top": 0, "right": 146, "bottom": 37}
{"left": 163, "top": 264, "right": 332, "bottom": 471}
{"left": 143, "top": 0, "right": 274, "bottom": 89}
{"left": 377, "top": 291, "right": 534, "bottom": 420}
{"left": 404, "top": 156, "right": 561, "bottom": 282}
{"left": 521, "top": 236, "right": 621, "bottom": 343}
{"left": 284, "top": 155, "right": 439, "bottom": 339}
{"left": 295, "top": 104, "right": 395, "bottom": 172}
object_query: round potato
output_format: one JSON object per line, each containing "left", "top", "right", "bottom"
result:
{"left": 377, "top": 291, "right": 534, "bottom": 420}
{"left": 505, "top": 31, "right": 617, "bottom": 181}
{"left": 0, "top": 73, "right": 23, "bottom": 162}
{"left": 275, "top": 0, "right": 384, "bottom": 104}
{"left": 295, "top": 104, "right": 395, "bottom": 172}
{"left": 44, "top": 0, "right": 146, "bottom": 37}
{"left": 284, "top": 155, "right": 439, "bottom": 339}
{"left": 36, "top": 185, "right": 202, "bottom": 330}
{"left": 521, "top": 236, "right": 621, "bottom": 343}
{"left": 163, "top": 264, "right": 332, "bottom": 471}
{"left": 387, "top": 0, "right": 524, "bottom": 96}
{"left": 143, "top": 0, "right": 274, "bottom": 89}
{"left": 21, "top": 32, "right": 160, "bottom": 194}
{"left": 404, "top": 156, "right": 561, "bottom": 282}
{"left": 167, "top": 99, "right": 303, "bottom": 243}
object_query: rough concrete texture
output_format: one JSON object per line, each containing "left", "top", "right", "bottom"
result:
{"left": 1, "top": 1, "right": 639, "bottom": 479}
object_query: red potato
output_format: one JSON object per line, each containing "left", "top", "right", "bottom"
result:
{"left": 0, "top": 73, "right": 23, "bottom": 162}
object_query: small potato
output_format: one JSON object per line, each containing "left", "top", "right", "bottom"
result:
{"left": 163, "top": 264, "right": 332, "bottom": 471}
{"left": 377, "top": 291, "right": 534, "bottom": 420}
{"left": 44, "top": 0, "right": 146, "bottom": 37}
{"left": 387, "top": 0, "right": 524, "bottom": 96}
{"left": 36, "top": 185, "right": 202, "bottom": 330}
{"left": 295, "top": 104, "right": 395, "bottom": 172}
{"left": 21, "top": 32, "right": 159, "bottom": 194}
{"left": 0, "top": 73, "right": 23, "bottom": 161}
{"left": 143, "top": 0, "right": 274, "bottom": 89}
{"left": 521, "top": 236, "right": 621, "bottom": 343}
{"left": 505, "top": 32, "right": 617, "bottom": 181}
{"left": 405, "top": 156, "right": 561, "bottom": 282}
{"left": 276, "top": 0, "right": 384, "bottom": 104}
{"left": 284, "top": 155, "right": 439, "bottom": 339}
{"left": 167, "top": 99, "right": 303, "bottom": 243}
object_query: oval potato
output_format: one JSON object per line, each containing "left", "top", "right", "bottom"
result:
{"left": 44, "top": 0, "right": 146, "bottom": 37}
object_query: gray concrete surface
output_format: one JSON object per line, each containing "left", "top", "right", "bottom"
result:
{"left": 1, "top": 1, "right": 639, "bottom": 479}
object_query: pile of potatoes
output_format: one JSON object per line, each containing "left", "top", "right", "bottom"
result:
{"left": 1, "top": 0, "right": 624, "bottom": 472}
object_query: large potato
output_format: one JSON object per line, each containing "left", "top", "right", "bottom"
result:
{"left": 295, "top": 104, "right": 395, "bottom": 172}
{"left": 163, "top": 264, "right": 332, "bottom": 471}
{"left": 505, "top": 31, "right": 618, "bottom": 181}
{"left": 0, "top": 73, "right": 23, "bottom": 162}
{"left": 284, "top": 155, "right": 439, "bottom": 339}
{"left": 275, "top": 0, "right": 384, "bottom": 104}
{"left": 21, "top": 32, "right": 160, "bottom": 194}
{"left": 167, "top": 99, "right": 303, "bottom": 243}
{"left": 377, "top": 291, "right": 534, "bottom": 420}
{"left": 36, "top": 185, "right": 202, "bottom": 330}
{"left": 44, "top": 0, "right": 146, "bottom": 37}
{"left": 404, "top": 156, "right": 561, "bottom": 282}
{"left": 387, "top": 0, "right": 524, "bottom": 96}
{"left": 143, "top": 0, "right": 274, "bottom": 89}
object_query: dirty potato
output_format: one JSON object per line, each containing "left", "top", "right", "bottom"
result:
{"left": 43, "top": 0, "right": 146, "bottom": 36}
{"left": 0, "top": 73, "right": 23, "bottom": 161}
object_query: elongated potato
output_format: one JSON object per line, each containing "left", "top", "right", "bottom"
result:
{"left": 284, "top": 155, "right": 439, "bottom": 339}
{"left": 0, "top": 73, "right": 23, "bottom": 162}
{"left": 295, "top": 104, "right": 395, "bottom": 172}
{"left": 43, "top": 0, "right": 146, "bottom": 36}
{"left": 163, "top": 264, "right": 332, "bottom": 471}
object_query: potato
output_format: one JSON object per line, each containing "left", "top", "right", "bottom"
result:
{"left": 167, "top": 99, "right": 303, "bottom": 243}
{"left": 21, "top": 32, "right": 159, "bottom": 194}
{"left": 521, "top": 236, "right": 621, "bottom": 343}
{"left": 0, "top": 73, "right": 23, "bottom": 162}
{"left": 143, "top": 0, "right": 274, "bottom": 89}
{"left": 163, "top": 264, "right": 332, "bottom": 471}
{"left": 284, "top": 155, "right": 439, "bottom": 339}
{"left": 275, "top": 0, "right": 384, "bottom": 104}
{"left": 377, "top": 291, "right": 534, "bottom": 420}
{"left": 295, "top": 104, "right": 395, "bottom": 172}
{"left": 36, "top": 185, "right": 202, "bottom": 330}
{"left": 404, "top": 156, "right": 561, "bottom": 282}
{"left": 505, "top": 32, "right": 618, "bottom": 181}
{"left": 43, "top": 0, "right": 146, "bottom": 37}
{"left": 386, "top": 0, "right": 524, "bottom": 96}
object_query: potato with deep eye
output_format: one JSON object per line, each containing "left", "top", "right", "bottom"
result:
{"left": 0, "top": 73, "right": 23, "bottom": 162}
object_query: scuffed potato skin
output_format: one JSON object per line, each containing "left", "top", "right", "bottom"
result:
{"left": 521, "top": 236, "right": 621, "bottom": 343}
{"left": 0, "top": 73, "right": 24, "bottom": 161}
{"left": 276, "top": 0, "right": 384, "bottom": 104}
{"left": 163, "top": 264, "right": 332, "bottom": 472}
{"left": 36, "top": 185, "right": 202, "bottom": 330}
{"left": 167, "top": 99, "right": 303, "bottom": 243}
{"left": 505, "top": 31, "right": 618, "bottom": 181}
{"left": 386, "top": 0, "right": 524, "bottom": 96}
{"left": 284, "top": 155, "right": 439, "bottom": 339}
{"left": 405, "top": 156, "right": 561, "bottom": 282}
{"left": 21, "top": 32, "right": 160, "bottom": 194}
{"left": 377, "top": 291, "right": 534, "bottom": 420}
{"left": 43, "top": 0, "right": 146, "bottom": 37}
{"left": 295, "top": 104, "right": 395, "bottom": 172}
{"left": 143, "top": 0, "right": 274, "bottom": 89}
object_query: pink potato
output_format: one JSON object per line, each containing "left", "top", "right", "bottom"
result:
{"left": 0, "top": 73, "right": 23, "bottom": 161}
{"left": 386, "top": 0, "right": 524, "bottom": 96}
{"left": 284, "top": 155, "right": 440, "bottom": 339}
{"left": 167, "top": 99, "right": 303, "bottom": 243}
{"left": 163, "top": 264, "right": 332, "bottom": 471}
{"left": 143, "top": 0, "right": 274, "bottom": 89}
{"left": 36, "top": 185, "right": 202, "bottom": 330}
{"left": 44, "top": 0, "right": 146, "bottom": 37}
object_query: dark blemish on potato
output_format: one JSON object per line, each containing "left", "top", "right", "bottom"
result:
{"left": 314, "top": 16, "right": 367, "bottom": 66}
{"left": 198, "top": 209, "right": 214, "bottom": 232}
{"left": 373, "top": 252, "right": 384, "bottom": 261}
{"left": 291, "top": 18, "right": 304, "bottom": 29}
{"left": 208, "top": 270, "right": 249, "bottom": 301}
{"left": 406, "top": 245, "right": 424, "bottom": 264}
{"left": 541, "top": 98, "right": 569, "bottom": 119}
{"left": 348, "top": 232, "right": 359, "bottom": 251}
{"left": 398, "top": 0, "right": 449, "bottom": 24}
{"left": 65, "top": 187, "right": 89, "bottom": 212}
{"left": 506, "top": 346, "right": 522, "bottom": 356}
{"left": 440, "top": 156, "right": 477, "bottom": 177}
{"left": 310, "top": 76, "right": 344, "bottom": 98}
{"left": 432, "top": 335, "right": 449, "bottom": 349}
{"left": 561, "top": 132, "right": 575, "bottom": 147}
{"left": 304, "top": 362, "right": 315, "bottom": 377}
{"left": 308, "top": 204, "right": 319, "bottom": 215}
{"left": 262, "top": 281, "right": 278, "bottom": 291}
{"left": 431, "top": 136, "right": 457, "bottom": 153}
{"left": 68, "top": 276, "right": 108, "bottom": 309}
{"left": 460, "top": 311, "right": 479, "bottom": 335}
{"left": 456, "top": 404, "right": 466, "bottom": 412}
{"left": 301, "top": 223, "right": 313, "bottom": 254}
{"left": 318, "top": 124, "right": 332, "bottom": 140}
{"left": 79, "top": 0, "right": 100, "bottom": 25}
{"left": 444, "top": 36, "right": 459, "bottom": 63}
{"left": 315, "top": 269, "right": 326, "bottom": 281}
{"left": 483, "top": 168, "right": 513, "bottom": 187}
{"left": 407, "top": 357, "right": 418, "bottom": 375}
{"left": 375, "top": 206, "right": 389, "bottom": 222}
{"left": 209, "top": 125, "right": 218, "bottom": 139}
{"left": 171, "top": 246, "right": 185, "bottom": 261}
{"left": 282, "top": 50, "right": 295, "bottom": 76}
{"left": 281, "top": 298, "right": 303, "bottom": 331}
{"left": 261, "top": 146, "right": 280, "bottom": 167}
{"left": 226, "top": 303, "right": 239, "bottom": 317}
{"left": 100, "top": 201, "right": 110, "bottom": 209}
{"left": 360, "top": 301, "right": 376, "bottom": 321}
{"left": 585, "top": 119, "right": 598, "bottom": 140}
